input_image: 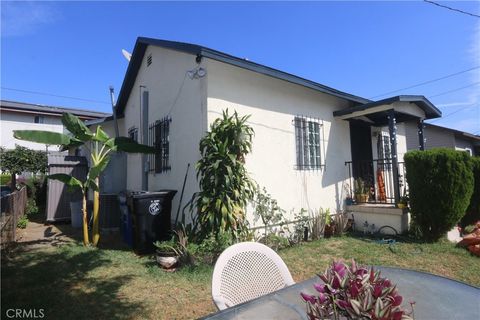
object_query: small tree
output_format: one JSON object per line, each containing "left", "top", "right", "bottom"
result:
{"left": 0, "top": 145, "right": 47, "bottom": 189}
{"left": 14, "top": 113, "right": 154, "bottom": 246}
{"left": 193, "top": 110, "right": 256, "bottom": 239}
{"left": 404, "top": 148, "right": 474, "bottom": 241}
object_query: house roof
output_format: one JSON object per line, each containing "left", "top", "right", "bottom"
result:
{"left": 114, "top": 37, "right": 371, "bottom": 116}
{"left": 425, "top": 123, "right": 480, "bottom": 142}
{"left": 332, "top": 95, "right": 442, "bottom": 120}
{"left": 85, "top": 116, "right": 114, "bottom": 126}
{"left": 0, "top": 100, "right": 111, "bottom": 120}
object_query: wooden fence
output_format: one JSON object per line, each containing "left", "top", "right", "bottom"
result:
{"left": 1, "top": 186, "right": 27, "bottom": 248}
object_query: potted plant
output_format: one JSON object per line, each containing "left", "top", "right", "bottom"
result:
{"left": 154, "top": 238, "right": 181, "bottom": 270}
{"left": 301, "top": 259, "right": 415, "bottom": 320}
{"left": 397, "top": 194, "right": 409, "bottom": 209}
{"left": 354, "top": 178, "right": 369, "bottom": 203}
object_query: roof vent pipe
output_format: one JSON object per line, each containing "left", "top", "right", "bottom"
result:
{"left": 109, "top": 86, "right": 120, "bottom": 137}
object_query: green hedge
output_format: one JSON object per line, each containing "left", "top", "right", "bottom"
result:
{"left": 1, "top": 174, "right": 10, "bottom": 185}
{"left": 404, "top": 148, "right": 474, "bottom": 241}
{"left": 461, "top": 156, "right": 480, "bottom": 227}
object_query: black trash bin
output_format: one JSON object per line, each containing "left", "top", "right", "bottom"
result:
{"left": 127, "top": 190, "right": 177, "bottom": 254}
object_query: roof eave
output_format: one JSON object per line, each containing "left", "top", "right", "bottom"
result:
{"left": 115, "top": 37, "right": 370, "bottom": 116}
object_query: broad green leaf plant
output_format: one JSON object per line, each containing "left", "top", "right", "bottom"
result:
{"left": 14, "top": 113, "right": 155, "bottom": 246}
{"left": 193, "top": 110, "right": 256, "bottom": 239}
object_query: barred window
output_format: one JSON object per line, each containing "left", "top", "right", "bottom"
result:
{"left": 377, "top": 132, "right": 392, "bottom": 171}
{"left": 148, "top": 117, "right": 171, "bottom": 173}
{"left": 128, "top": 126, "right": 138, "bottom": 142}
{"left": 294, "top": 116, "right": 323, "bottom": 170}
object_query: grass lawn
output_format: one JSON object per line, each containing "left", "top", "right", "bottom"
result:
{"left": 2, "top": 236, "right": 479, "bottom": 319}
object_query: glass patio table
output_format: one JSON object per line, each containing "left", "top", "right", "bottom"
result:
{"left": 200, "top": 266, "right": 479, "bottom": 320}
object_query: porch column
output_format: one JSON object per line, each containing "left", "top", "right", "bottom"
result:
{"left": 417, "top": 120, "right": 425, "bottom": 151}
{"left": 387, "top": 110, "right": 400, "bottom": 204}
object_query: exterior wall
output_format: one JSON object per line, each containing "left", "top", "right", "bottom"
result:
{"left": 424, "top": 125, "right": 456, "bottom": 150}
{"left": 206, "top": 58, "right": 353, "bottom": 225}
{"left": 404, "top": 121, "right": 420, "bottom": 151}
{"left": 122, "top": 46, "right": 206, "bottom": 220}
{"left": 454, "top": 137, "right": 475, "bottom": 156}
{"left": 0, "top": 111, "right": 64, "bottom": 151}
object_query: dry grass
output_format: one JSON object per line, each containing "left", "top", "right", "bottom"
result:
{"left": 2, "top": 236, "right": 478, "bottom": 319}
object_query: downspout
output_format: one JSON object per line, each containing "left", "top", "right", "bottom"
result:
{"left": 140, "top": 86, "right": 149, "bottom": 191}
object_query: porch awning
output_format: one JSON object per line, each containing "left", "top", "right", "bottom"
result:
{"left": 333, "top": 95, "right": 442, "bottom": 124}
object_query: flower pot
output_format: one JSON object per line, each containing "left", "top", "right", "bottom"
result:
{"left": 397, "top": 203, "right": 407, "bottom": 209}
{"left": 355, "top": 194, "right": 369, "bottom": 203}
{"left": 156, "top": 251, "right": 179, "bottom": 270}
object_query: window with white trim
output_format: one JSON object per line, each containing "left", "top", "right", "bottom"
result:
{"left": 34, "top": 115, "right": 44, "bottom": 124}
{"left": 294, "top": 116, "right": 323, "bottom": 170}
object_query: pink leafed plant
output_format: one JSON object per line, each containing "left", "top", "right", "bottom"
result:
{"left": 301, "top": 260, "right": 415, "bottom": 320}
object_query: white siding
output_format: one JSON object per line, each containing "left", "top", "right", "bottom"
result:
{"left": 206, "top": 58, "right": 353, "bottom": 224}
{"left": 0, "top": 112, "right": 64, "bottom": 151}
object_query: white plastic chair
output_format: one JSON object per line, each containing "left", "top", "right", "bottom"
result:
{"left": 211, "top": 241, "right": 295, "bottom": 310}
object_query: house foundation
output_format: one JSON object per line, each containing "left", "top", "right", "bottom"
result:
{"left": 346, "top": 204, "right": 410, "bottom": 234}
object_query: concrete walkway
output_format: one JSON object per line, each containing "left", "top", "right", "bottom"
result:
{"left": 15, "top": 217, "right": 82, "bottom": 250}
{"left": 12, "top": 214, "right": 126, "bottom": 252}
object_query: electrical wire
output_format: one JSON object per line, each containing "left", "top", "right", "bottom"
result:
{"left": 1, "top": 86, "right": 110, "bottom": 105}
{"left": 369, "top": 66, "right": 480, "bottom": 99}
{"left": 429, "top": 103, "right": 477, "bottom": 123}
{"left": 423, "top": 0, "right": 480, "bottom": 18}
{"left": 428, "top": 82, "right": 480, "bottom": 98}
{"left": 167, "top": 71, "right": 189, "bottom": 116}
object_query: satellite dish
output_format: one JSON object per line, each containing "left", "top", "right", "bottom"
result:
{"left": 122, "top": 49, "right": 132, "bottom": 61}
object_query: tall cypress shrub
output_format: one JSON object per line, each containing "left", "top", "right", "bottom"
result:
{"left": 461, "top": 156, "right": 480, "bottom": 227}
{"left": 404, "top": 148, "right": 474, "bottom": 241}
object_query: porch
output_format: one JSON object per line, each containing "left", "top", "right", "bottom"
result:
{"left": 334, "top": 95, "right": 442, "bottom": 234}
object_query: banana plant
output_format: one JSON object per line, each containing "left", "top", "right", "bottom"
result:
{"left": 14, "top": 113, "right": 155, "bottom": 246}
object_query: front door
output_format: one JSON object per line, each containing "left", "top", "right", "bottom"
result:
{"left": 349, "top": 121, "right": 374, "bottom": 198}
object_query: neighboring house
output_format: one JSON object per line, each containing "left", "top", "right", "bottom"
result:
{"left": 405, "top": 122, "right": 480, "bottom": 156}
{"left": 95, "top": 37, "right": 450, "bottom": 231}
{"left": 1, "top": 100, "right": 110, "bottom": 152}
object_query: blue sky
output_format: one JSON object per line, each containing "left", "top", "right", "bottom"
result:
{"left": 1, "top": 1, "right": 479, "bottom": 134}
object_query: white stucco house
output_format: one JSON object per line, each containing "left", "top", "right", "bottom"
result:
{"left": 1, "top": 100, "right": 110, "bottom": 152}
{"left": 93, "top": 37, "right": 452, "bottom": 232}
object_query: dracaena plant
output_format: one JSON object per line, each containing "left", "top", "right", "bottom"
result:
{"left": 192, "top": 109, "right": 256, "bottom": 240}
{"left": 301, "top": 260, "right": 414, "bottom": 320}
{"left": 14, "top": 113, "right": 155, "bottom": 246}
